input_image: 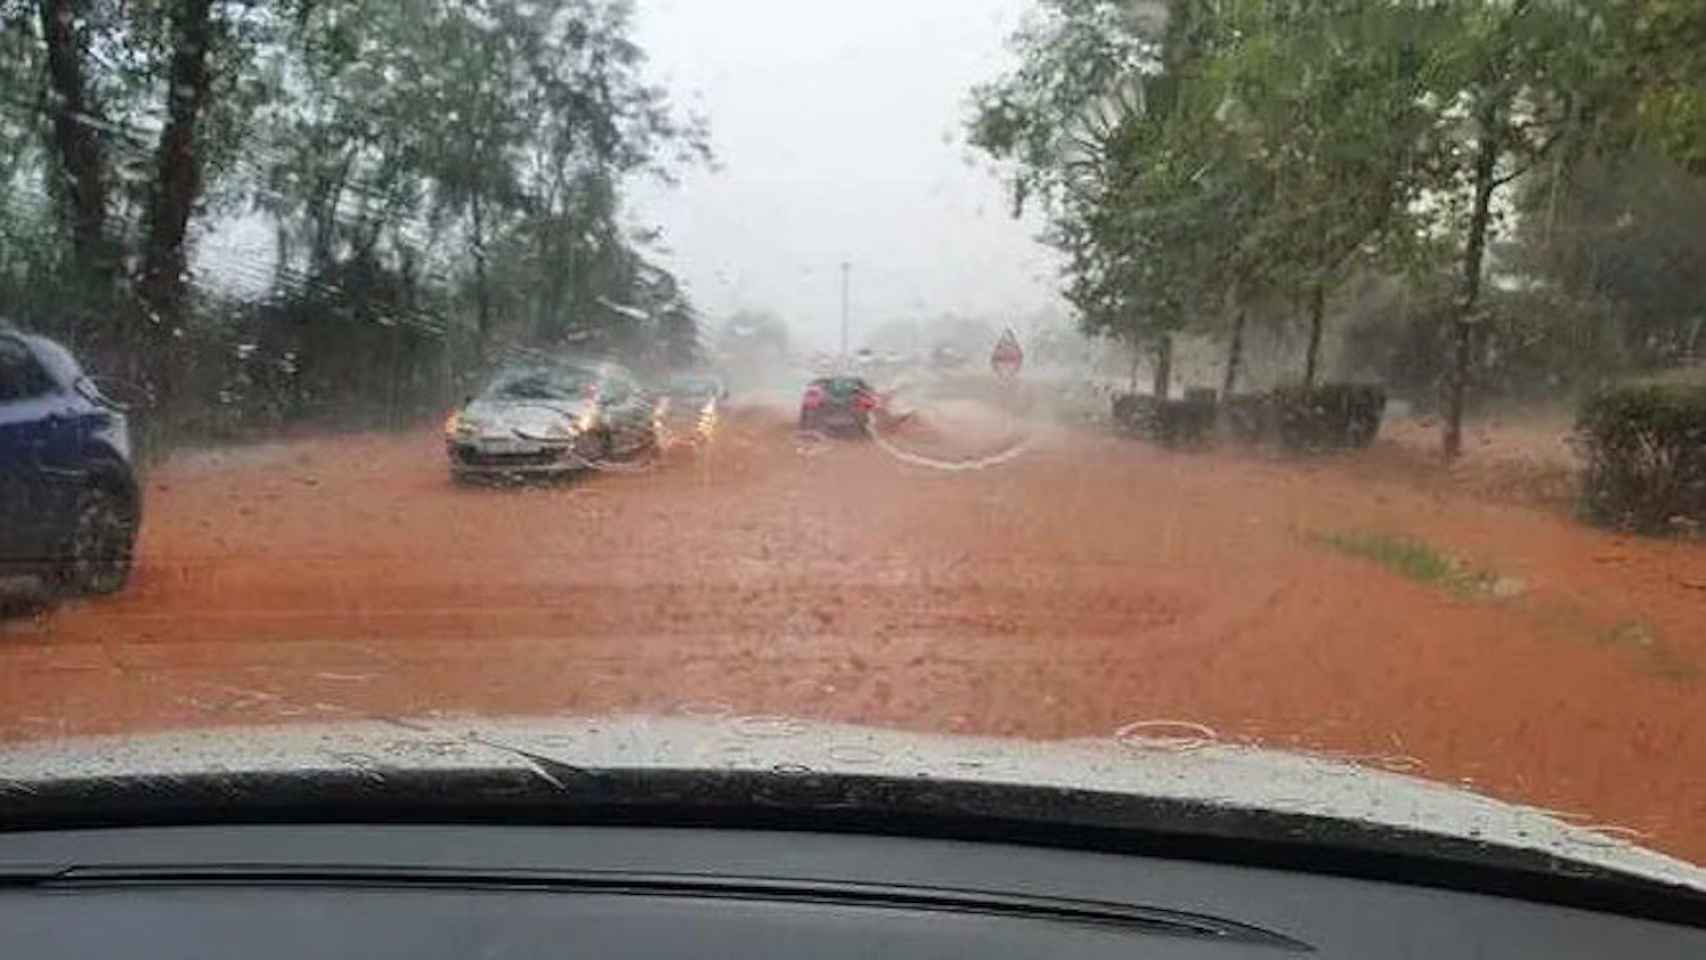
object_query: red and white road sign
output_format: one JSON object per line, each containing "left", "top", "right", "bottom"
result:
{"left": 990, "top": 328, "right": 1023, "bottom": 378}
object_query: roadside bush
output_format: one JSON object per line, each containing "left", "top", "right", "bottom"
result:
{"left": 1221, "top": 392, "right": 1274, "bottom": 443}
{"left": 1111, "top": 393, "right": 1153, "bottom": 435}
{"left": 1110, "top": 390, "right": 1217, "bottom": 448}
{"left": 1270, "top": 383, "right": 1387, "bottom": 451}
{"left": 1576, "top": 384, "right": 1706, "bottom": 534}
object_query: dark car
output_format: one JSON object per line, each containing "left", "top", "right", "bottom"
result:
{"left": 445, "top": 361, "right": 659, "bottom": 480}
{"left": 0, "top": 325, "right": 140, "bottom": 595}
{"left": 656, "top": 371, "right": 727, "bottom": 441}
{"left": 799, "top": 375, "right": 878, "bottom": 434}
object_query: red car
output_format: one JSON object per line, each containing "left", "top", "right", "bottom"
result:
{"left": 798, "top": 376, "right": 879, "bottom": 434}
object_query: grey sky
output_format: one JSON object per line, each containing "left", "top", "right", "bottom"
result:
{"left": 628, "top": 0, "right": 1062, "bottom": 351}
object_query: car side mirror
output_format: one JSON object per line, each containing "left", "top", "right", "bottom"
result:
{"left": 75, "top": 376, "right": 130, "bottom": 412}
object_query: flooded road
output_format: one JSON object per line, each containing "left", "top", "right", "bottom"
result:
{"left": 3, "top": 384, "right": 1705, "bottom": 860}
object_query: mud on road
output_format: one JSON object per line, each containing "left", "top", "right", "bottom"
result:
{"left": 3, "top": 389, "right": 1705, "bottom": 862}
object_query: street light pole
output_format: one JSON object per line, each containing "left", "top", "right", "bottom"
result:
{"left": 839, "top": 261, "right": 850, "bottom": 358}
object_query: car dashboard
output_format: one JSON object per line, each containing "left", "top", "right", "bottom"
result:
{"left": 3, "top": 822, "right": 1703, "bottom": 958}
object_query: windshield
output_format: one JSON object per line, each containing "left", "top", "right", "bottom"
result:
{"left": 814, "top": 377, "right": 869, "bottom": 397}
{"left": 667, "top": 375, "right": 718, "bottom": 395}
{"left": 481, "top": 368, "right": 598, "bottom": 404}
{"left": 2, "top": 0, "right": 1705, "bottom": 880}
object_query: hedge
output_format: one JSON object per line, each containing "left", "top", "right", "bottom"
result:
{"left": 1269, "top": 383, "right": 1387, "bottom": 451}
{"left": 1221, "top": 392, "right": 1272, "bottom": 444}
{"left": 1221, "top": 383, "right": 1385, "bottom": 451}
{"left": 1576, "top": 384, "right": 1706, "bottom": 533}
{"left": 1114, "top": 383, "right": 1385, "bottom": 452}
{"left": 1110, "top": 391, "right": 1216, "bottom": 448}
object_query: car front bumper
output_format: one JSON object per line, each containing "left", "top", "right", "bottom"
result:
{"left": 447, "top": 439, "right": 594, "bottom": 475}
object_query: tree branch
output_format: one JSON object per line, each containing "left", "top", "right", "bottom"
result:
{"left": 1491, "top": 126, "right": 1568, "bottom": 188}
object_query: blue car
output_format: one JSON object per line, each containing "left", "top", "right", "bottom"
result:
{"left": 0, "top": 324, "right": 140, "bottom": 595}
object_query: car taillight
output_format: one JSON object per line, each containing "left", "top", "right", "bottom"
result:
{"left": 854, "top": 391, "right": 876, "bottom": 411}
{"left": 442, "top": 409, "right": 462, "bottom": 437}
{"left": 802, "top": 387, "right": 825, "bottom": 408}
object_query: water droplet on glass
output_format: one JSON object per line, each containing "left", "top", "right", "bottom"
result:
{"left": 677, "top": 700, "right": 736, "bottom": 721}
{"left": 1373, "top": 754, "right": 1424, "bottom": 773}
{"left": 731, "top": 715, "right": 807, "bottom": 740}
{"left": 1113, "top": 719, "right": 1218, "bottom": 753}
{"left": 827, "top": 744, "right": 884, "bottom": 765}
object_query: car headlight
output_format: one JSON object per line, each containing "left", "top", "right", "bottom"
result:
{"left": 445, "top": 412, "right": 481, "bottom": 439}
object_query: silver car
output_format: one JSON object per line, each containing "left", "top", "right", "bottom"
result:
{"left": 444, "top": 362, "right": 658, "bottom": 480}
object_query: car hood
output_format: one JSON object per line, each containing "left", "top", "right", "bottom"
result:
{"left": 0, "top": 715, "right": 1702, "bottom": 900}
{"left": 460, "top": 398, "right": 593, "bottom": 437}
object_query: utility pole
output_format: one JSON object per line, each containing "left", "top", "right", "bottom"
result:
{"left": 839, "top": 261, "right": 850, "bottom": 358}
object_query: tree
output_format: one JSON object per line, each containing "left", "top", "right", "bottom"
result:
{"left": 1202, "top": 0, "right": 1451, "bottom": 387}
{"left": 1415, "top": 0, "right": 1610, "bottom": 459}
{"left": 1, "top": 0, "right": 709, "bottom": 442}
{"left": 972, "top": 0, "right": 1443, "bottom": 399}
{"left": 37, "top": 0, "right": 111, "bottom": 277}
{"left": 1611, "top": 0, "right": 1706, "bottom": 175}
{"left": 256, "top": 0, "right": 707, "bottom": 361}
{"left": 969, "top": 0, "right": 1177, "bottom": 388}
{"left": 138, "top": 0, "right": 218, "bottom": 329}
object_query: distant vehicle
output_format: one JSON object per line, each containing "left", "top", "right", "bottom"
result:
{"left": 799, "top": 376, "right": 880, "bottom": 435}
{"left": 930, "top": 344, "right": 966, "bottom": 369}
{"left": 445, "top": 361, "right": 657, "bottom": 480}
{"left": 853, "top": 348, "right": 876, "bottom": 368}
{"left": 0, "top": 325, "right": 140, "bottom": 595}
{"left": 990, "top": 328, "right": 1023, "bottom": 378}
{"left": 656, "top": 371, "right": 727, "bottom": 440}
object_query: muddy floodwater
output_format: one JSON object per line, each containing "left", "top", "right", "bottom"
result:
{"left": 4, "top": 381, "right": 1705, "bottom": 861}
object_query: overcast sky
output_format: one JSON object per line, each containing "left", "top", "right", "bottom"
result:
{"left": 628, "top": 0, "right": 1063, "bottom": 351}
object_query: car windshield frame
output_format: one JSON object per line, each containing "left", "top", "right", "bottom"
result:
{"left": 479, "top": 366, "right": 598, "bottom": 404}
{"left": 812, "top": 377, "right": 869, "bottom": 398}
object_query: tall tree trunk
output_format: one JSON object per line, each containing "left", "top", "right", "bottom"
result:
{"left": 39, "top": 0, "right": 109, "bottom": 275}
{"left": 470, "top": 192, "right": 491, "bottom": 364}
{"left": 1222, "top": 309, "right": 1246, "bottom": 397}
{"left": 1303, "top": 279, "right": 1326, "bottom": 388}
{"left": 1443, "top": 104, "right": 1502, "bottom": 462}
{"left": 139, "top": 0, "right": 216, "bottom": 337}
{"left": 1151, "top": 333, "right": 1173, "bottom": 400}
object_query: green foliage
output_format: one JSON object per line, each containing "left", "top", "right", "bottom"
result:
{"left": 1575, "top": 384, "right": 1706, "bottom": 533}
{"left": 1313, "top": 529, "right": 1496, "bottom": 597}
{"left": 1220, "top": 384, "right": 1386, "bottom": 452}
{"left": 256, "top": 0, "right": 708, "bottom": 357}
{"left": 0, "top": 0, "right": 709, "bottom": 446}
{"left": 1110, "top": 390, "right": 1216, "bottom": 449}
{"left": 1605, "top": 0, "right": 1706, "bottom": 175}
{"left": 1342, "top": 280, "right": 1627, "bottom": 411}
{"left": 969, "top": 0, "right": 1173, "bottom": 343}
{"left": 1271, "top": 383, "right": 1387, "bottom": 451}
{"left": 971, "top": 0, "right": 1466, "bottom": 379}
{"left": 1507, "top": 150, "right": 1706, "bottom": 370}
